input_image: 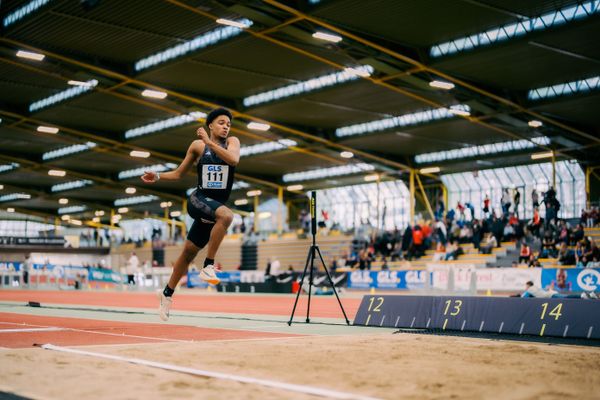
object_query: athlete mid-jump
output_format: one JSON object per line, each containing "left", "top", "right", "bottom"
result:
{"left": 141, "top": 108, "right": 240, "bottom": 321}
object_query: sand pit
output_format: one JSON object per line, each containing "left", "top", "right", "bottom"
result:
{"left": 2, "top": 333, "right": 599, "bottom": 400}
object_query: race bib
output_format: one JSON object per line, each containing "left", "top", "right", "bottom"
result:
{"left": 201, "top": 164, "right": 229, "bottom": 190}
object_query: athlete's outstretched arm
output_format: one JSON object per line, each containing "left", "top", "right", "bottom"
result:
{"left": 197, "top": 127, "right": 240, "bottom": 167}
{"left": 140, "top": 141, "right": 203, "bottom": 183}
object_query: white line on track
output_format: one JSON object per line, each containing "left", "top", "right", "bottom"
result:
{"left": 41, "top": 344, "right": 381, "bottom": 400}
{"left": 0, "top": 327, "right": 66, "bottom": 333}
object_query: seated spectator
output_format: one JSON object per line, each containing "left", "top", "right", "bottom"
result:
{"left": 571, "top": 224, "right": 585, "bottom": 244}
{"left": 458, "top": 225, "right": 472, "bottom": 244}
{"left": 381, "top": 257, "right": 389, "bottom": 271}
{"left": 541, "top": 231, "right": 557, "bottom": 258}
{"left": 444, "top": 240, "right": 463, "bottom": 261}
{"left": 432, "top": 242, "right": 446, "bottom": 262}
{"left": 479, "top": 232, "right": 497, "bottom": 254}
{"left": 503, "top": 223, "right": 515, "bottom": 241}
{"left": 587, "top": 256, "right": 600, "bottom": 268}
{"left": 519, "top": 242, "right": 532, "bottom": 263}
{"left": 557, "top": 242, "right": 576, "bottom": 265}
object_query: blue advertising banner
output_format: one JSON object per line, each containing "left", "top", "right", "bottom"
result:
{"left": 347, "top": 270, "right": 428, "bottom": 289}
{"left": 88, "top": 267, "right": 122, "bottom": 283}
{"left": 541, "top": 268, "right": 600, "bottom": 292}
{"left": 0, "top": 262, "right": 22, "bottom": 271}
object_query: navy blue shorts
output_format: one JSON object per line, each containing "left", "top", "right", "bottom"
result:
{"left": 186, "top": 190, "right": 224, "bottom": 248}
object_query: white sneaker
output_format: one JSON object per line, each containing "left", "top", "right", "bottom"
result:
{"left": 157, "top": 290, "right": 172, "bottom": 321}
{"left": 200, "top": 265, "right": 220, "bottom": 285}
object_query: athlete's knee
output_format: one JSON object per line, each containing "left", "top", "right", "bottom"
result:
{"left": 216, "top": 207, "right": 234, "bottom": 226}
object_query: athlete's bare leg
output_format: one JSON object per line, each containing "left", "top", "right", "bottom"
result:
{"left": 167, "top": 240, "right": 200, "bottom": 289}
{"left": 206, "top": 205, "right": 234, "bottom": 259}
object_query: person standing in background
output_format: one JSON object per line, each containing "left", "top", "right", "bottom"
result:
{"left": 22, "top": 254, "right": 33, "bottom": 286}
{"left": 126, "top": 252, "right": 140, "bottom": 286}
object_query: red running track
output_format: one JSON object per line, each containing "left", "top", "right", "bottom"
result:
{"left": 0, "top": 290, "right": 361, "bottom": 319}
{"left": 0, "top": 312, "right": 304, "bottom": 349}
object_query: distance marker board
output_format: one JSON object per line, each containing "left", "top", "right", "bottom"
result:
{"left": 353, "top": 295, "right": 600, "bottom": 339}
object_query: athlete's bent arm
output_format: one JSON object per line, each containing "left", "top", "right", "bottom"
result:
{"left": 140, "top": 141, "right": 204, "bottom": 183}
{"left": 197, "top": 127, "right": 240, "bottom": 167}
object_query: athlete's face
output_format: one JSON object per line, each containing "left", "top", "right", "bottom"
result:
{"left": 209, "top": 115, "right": 231, "bottom": 140}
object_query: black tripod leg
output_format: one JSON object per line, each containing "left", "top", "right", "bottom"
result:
{"left": 287, "top": 245, "right": 313, "bottom": 326}
{"left": 315, "top": 246, "right": 351, "bottom": 325}
{"left": 306, "top": 246, "right": 315, "bottom": 323}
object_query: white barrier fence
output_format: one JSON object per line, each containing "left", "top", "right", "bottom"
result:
{"left": 0, "top": 267, "right": 174, "bottom": 291}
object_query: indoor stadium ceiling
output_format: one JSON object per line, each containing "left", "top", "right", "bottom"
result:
{"left": 0, "top": 0, "right": 598, "bottom": 225}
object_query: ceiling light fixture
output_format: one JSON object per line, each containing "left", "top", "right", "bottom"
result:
{"left": 419, "top": 167, "right": 441, "bottom": 174}
{"left": 528, "top": 120, "right": 543, "bottom": 128}
{"left": 429, "top": 80, "right": 455, "bottom": 90}
{"left": 247, "top": 122, "right": 270, "bottom": 131}
{"left": 48, "top": 169, "right": 66, "bottom": 177}
{"left": 16, "top": 50, "right": 45, "bottom": 61}
{"left": 130, "top": 150, "right": 151, "bottom": 158}
{"left": 312, "top": 31, "right": 343, "bottom": 43}
{"left": 36, "top": 126, "right": 59, "bottom": 134}
{"left": 141, "top": 89, "right": 167, "bottom": 99}
{"left": 531, "top": 151, "right": 554, "bottom": 160}
{"left": 216, "top": 18, "right": 250, "bottom": 29}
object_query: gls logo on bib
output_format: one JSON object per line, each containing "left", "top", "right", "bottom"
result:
{"left": 202, "top": 164, "right": 229, "bottom": 189}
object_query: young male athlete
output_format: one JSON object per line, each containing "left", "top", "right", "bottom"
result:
{"left": 141, "top": 108, "right": 240, "bottom": 321}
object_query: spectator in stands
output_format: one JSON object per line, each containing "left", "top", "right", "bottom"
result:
{"left": 465, "top": 202, "right": 475, "bottom": 221}
{"left": 519, "top": 242, "right": 532, "bottom": 263}
{"left": 381, "top": 257, "right": 389, "bottom": 271}
{"left": 432, "top": 242, "right": 446, "bottom": 262}
{"left": 513, "top": 189, "right": 521, "bottom": 216}
{"left": 587, "top": 256, "right": 600, "bottom": 268}
{"left": 126, "top": 251, "right": 139, "bottom": 286}
{"left": 444, "top": 240, "right": 463, "bottom": 261}
{"left": 503, "top": 221, "right": 515, "bottom": 241}
{"left": 501, "top": 188, "right": 511, "bottom": 215}
{"left": 543, "top": 187, "right": 560, "bottom": 228}
{"left": 491, "top": 215, "right": 504, "bottom": 245}
{"left": 457, "top": 202, "right": 465, "bottom": 221}
{"left": 471, "top": 219, "right": 483, "bottom": 249}
{"left": 557, "top": 242, "right": 576, "bottom": 265}
{"left": 531, "top": 189, "right": 539, "bottom": 208}
{"left": 571, "top": 224, "right": 585, "bottom": 244}
{"left": 483, "top": 194, "right": 490, "bottom": 217}
{"left": 434, "top": 218, "right": 447, "bottom": 245}
{"left": 584, "top": 239, "right": 599, "bottom": 262}
{"left": 479, "top": 232, "right": 497, "bottom": 254}
{"left": 358, "top": 249, "right": 371, "bottom": 270}
{"left": 541, "top": 231, "right": 557, "bottom": 258}
{"left": 458, "top": 223, "right": 472, "bottom": 244}
{"left": 557, "top": 220, "right": 570, "bottom": 244}
{"left": 435, "top": 194, "right": 445, "bottom": 220}
{"left": 528, "top": 207, "right": 542, "bottom": 238}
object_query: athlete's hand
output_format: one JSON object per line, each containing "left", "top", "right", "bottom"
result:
{"left": 196, "top": 127, "right": 211, "bottom": 144}
{"left": 141, "top": 171, "right": 158, "bottom": 183}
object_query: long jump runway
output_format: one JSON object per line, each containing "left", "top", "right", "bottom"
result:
{"left": 1, "top": 290, "right": 599, "bottom": 400}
